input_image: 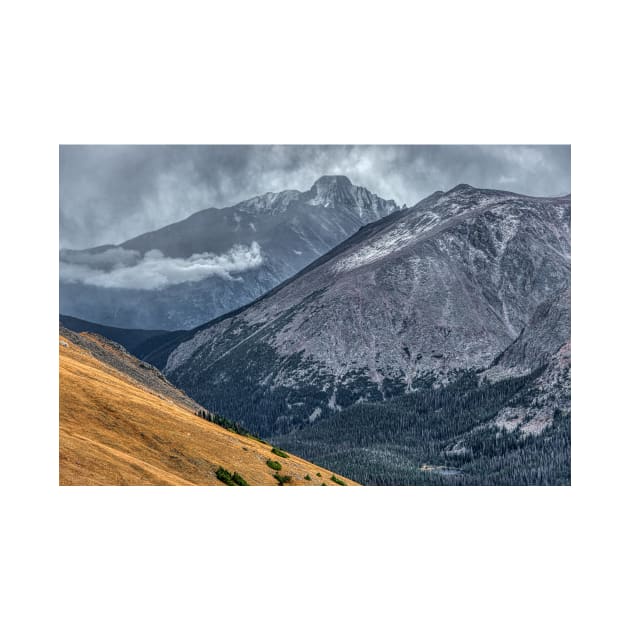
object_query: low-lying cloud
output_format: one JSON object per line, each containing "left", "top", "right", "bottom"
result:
{"left": 60, "top": 242, "right": 263, "bottom": 290}
{"left": 61, "top": 247, "right": 142, "bottom": 270}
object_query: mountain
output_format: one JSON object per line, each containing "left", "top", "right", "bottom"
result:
{"left": 59, "top": 328, "right": 357, "bottom": 486}
{"left": 275, "top": 286, "right": 571, "bottom": 485}
{"left": 60, "top": 176, "right": 399, "bottom": 330}
{"left": 160, "top": 184, "right": 570, "bottom": 436}
{"left": 60, "top": 314, "right": 170, "bottom": 355}
{"left": 485, "top": 286, "right": 570, "bottom": 379}
{"left": 482, "top": 286, "right": 571, "bottom": 435}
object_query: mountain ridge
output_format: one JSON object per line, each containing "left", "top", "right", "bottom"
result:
{"left": 59, "top": 328, "right": 358, "bottom": 485}
{"left": 60, "top": 176, "right": 400, "bottom": 329}
{"left": 159, "top": 184, "right": 570, "bottom": 435}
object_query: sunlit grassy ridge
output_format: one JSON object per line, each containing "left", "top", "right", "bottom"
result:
{"left": 59, "top": 333, "right": 357, "bottom": 486}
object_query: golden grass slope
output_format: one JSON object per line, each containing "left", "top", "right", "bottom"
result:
{"left": 59, "top": 333, "right": 358, "bottom": 486}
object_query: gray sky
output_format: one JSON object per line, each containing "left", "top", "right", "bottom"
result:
{"left": 60, "top": 145, "right": 570, "bottom": 249}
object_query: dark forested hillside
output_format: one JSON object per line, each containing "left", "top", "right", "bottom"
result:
{"left": 60, "top": 315, "right": 170, "bottom": 355}
{"left": 275, "top": 370, "right": 570, "bottom": 486}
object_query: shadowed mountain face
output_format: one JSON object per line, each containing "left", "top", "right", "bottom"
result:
{"left": 60, "top": 176, "right": 399, "bottom": 330}
{"left": 161, "top": 184, "right": 570, "bottom": 436}
{"left": 59, "top": 314, "right": 169, "bottom": 355}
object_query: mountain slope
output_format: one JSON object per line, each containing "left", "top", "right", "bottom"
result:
{"left": 162, "top": 184, "right": 570, "bottom": 435}
{"left": 60, "top": 314, "right": 170, "bottom": 355}
{"left": 486, "top": 286, "right": 571, "bottom": 378}
{"left": 59, "top": 329, "right": 357, "bottom": 486}
{"left": 276, "top": 289, "right": 571, "bottom": 485}
{"left": 60, "top": 176, "right": 399, "bottom": 329}
{"left": 275, "top": 368, "right": 570, "bottom": 486}
{"left": 483, "top": 286, "right": 571, "bottom": 435}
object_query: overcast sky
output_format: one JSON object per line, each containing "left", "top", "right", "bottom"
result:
{"left": 60, "top": 145, "right": 570, "bottom": 249}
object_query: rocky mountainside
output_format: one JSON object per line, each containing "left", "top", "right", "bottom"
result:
{"left": 60, "top": 176, "right": 399, "bottom": 329}
{"left": 161, "top": 184, "right": 570, "bottom": 435}
{"left": 485, "top": 286, "right": 570, "bottom": 378}
{"left": 483, "top": 286, "right": 571, "bottom": 435}
{"left": 275, "top": 288, "right": 571, "bottom": 485}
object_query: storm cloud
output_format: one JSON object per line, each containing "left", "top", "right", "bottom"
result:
{"left": 60, "top": 242, "right": 263, "bottom": 290}
{"left": 60, "top": 145, "right": 570, "bottom": 249}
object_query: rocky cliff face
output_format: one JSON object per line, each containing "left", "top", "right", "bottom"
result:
{"left": 486, "top": 286, "right": 571, "bottom": 379}
{"left": 483, "top": 287, "right": 571, "bottom": 435}
{"left": 163, "top": 185, "right": 571, "bottom": 435}
{"left": 60, "top": 176, "right": 399, "bottom": 329}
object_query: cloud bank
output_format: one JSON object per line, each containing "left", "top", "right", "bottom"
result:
{"left": 60, "top": 243, "right": 263, "bottom": 290}
{"left": 60, "top": 145, "right": 570, "bottom": 249}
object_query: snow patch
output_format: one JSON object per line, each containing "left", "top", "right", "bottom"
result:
{"left": 241, "top": 190, "right": 300, "bottom": 212}
{"left": 334, "top": 224, "right": 420, "bottom": 272}
{"left": 327, "top": 390, "right": 341, "bottom": 411}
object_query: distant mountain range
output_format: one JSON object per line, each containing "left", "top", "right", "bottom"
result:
{"left": 60, "top": 176, "right": 399, "bottom": 329}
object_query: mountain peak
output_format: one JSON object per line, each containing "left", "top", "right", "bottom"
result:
{"left": 446, "top": 183, "right": 476, "bottom": 194}
{"left": 305, "top": 174, "right": 398, "bottom": 219}
{"left": 311, "top": 175, "right": 353, "bottom": 191}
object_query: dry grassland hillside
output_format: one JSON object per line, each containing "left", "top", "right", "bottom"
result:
{"left": 59, "top": 332, "right": 357, "bottom": 486}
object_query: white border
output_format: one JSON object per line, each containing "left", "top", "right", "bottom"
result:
{"left": 2, "top": 1, "right": 629, "bottom": 629}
